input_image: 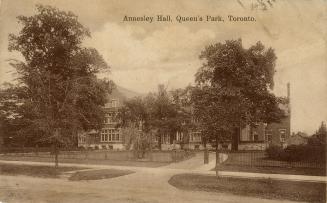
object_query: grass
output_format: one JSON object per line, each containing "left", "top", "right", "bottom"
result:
{"left": 169, "top": 174, "right": 327, "bottom": 202}
{"left": 0, "top": 163, "right": 85, "bottom": 178}
{"left": 69, "top": 169, "right": 134, "bottom": 181}
{"left": 0, "top": 156, "right": 168, "bottom": 168}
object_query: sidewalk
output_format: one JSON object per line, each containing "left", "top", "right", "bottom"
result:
{"left": 199, "top": 169, "right": 327, "bottom": 183}
{"left": 161, "top": 151, "right": 216, "bottom": 170}
{"left": 0, "top": 157, "right": 326, "bottom": 183}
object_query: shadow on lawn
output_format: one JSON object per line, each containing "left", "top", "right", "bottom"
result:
{"left": 69, "top": 169, "right": 135, "bottom": 181}
{"left": 0, "top": 163, "right": 86, "bottom": 178}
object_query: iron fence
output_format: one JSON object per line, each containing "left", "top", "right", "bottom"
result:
{"left": 0, "top": 147, "right": 195, "bottom": 163}
{"left": 222, "top": 151, "right": 326, "bottom": 169}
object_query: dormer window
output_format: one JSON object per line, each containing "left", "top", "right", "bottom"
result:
{"left": 111, "top": 99, "right": 118, "bottom": 108}
{"left": 104, "top": 99, "right": 119, "bottom": 108}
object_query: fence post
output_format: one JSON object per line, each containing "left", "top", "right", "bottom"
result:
{"left": 250, "top": 152, "right": 254, "bottom": 167}
{"left": 204, "top": 148, "right": 209, "bottom": 164}
{"left": 174, "top": 150, "right": 177, "bottom": 162}
{"left": 35, "top": 145, "right": 39, "bottom": 156}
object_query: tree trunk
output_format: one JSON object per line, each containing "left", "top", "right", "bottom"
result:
{"left": 215, "top": 134, "right": 219, "bottom": 178}
{"left": 54, "top": 143, "right": 59, "bottom": 168}
{"left": 203, "top": 137, "right": 209, "bottom": 164}
{"left": 204, "top": 148, "right": 209, "bottom": 164}
{"left": 35, "top": 144, "right": 39, "bottom": 155}
{"left": 158, "top": 133, "right": 162, "bottom": 150}
{"left": 149, "top": 132, "right": 153, "bottom": 161}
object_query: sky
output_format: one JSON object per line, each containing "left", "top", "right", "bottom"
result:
{"left": 0, "top": 0, "right": 326, "bottom": 134}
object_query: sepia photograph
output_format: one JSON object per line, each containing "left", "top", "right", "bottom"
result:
{"left": 0, "top": 0, "right": 326, "bottom": 202}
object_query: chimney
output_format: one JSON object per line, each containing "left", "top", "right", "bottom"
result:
{"left": 287, "top": 83, "right": 290, "bottom": 100}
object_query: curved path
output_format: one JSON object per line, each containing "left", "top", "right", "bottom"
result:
{"left": 0, "top": 153, "right": 301, "bottom": 203}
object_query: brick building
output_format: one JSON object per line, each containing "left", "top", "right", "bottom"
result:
{"left": 78, "top": 84, "right": 291, "bottom": 151}
{"left": 77, "top": 87, "right": 131, "bottom": 150}
{"left": 233, "top": 83, "right": 291, "bottom": 150}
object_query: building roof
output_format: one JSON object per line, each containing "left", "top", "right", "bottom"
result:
{"left": 105, "top": 85, "right": 143, "bottom": 108}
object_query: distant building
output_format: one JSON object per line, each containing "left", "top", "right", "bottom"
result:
{"left": 287, "top": 132, "right": 308, "bottom": 146}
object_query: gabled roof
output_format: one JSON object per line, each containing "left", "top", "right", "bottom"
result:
{"left": 105, "top": 85, "right": 143, "bottom": 108}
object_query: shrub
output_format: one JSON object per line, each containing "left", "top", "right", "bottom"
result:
{"left": 284, "top": 144, "right": 326, "bottom": 162}
{"left": 77, "top": 146, "right": 86, "bottom": 151}
{"left": 265, "top": 145, "right": 286, "bottom": 160}
{"left": 302, "top": 145, "right": 326, "bottom": 163}
{"left": 267, "top": 144, "right": 326, "bottom": 163}
{"left": 284, "top": 145, "right": 306, "bottom": 161}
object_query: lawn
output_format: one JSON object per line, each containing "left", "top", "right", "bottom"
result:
{"left": 0, "top": 156, "right": 168, "bottom": 168}
{"left": 0, "top": 163, "right": 85, "bottom": 178}
{"left": 169, "top": 174, "right": 327, "bottom": 202}
{"left": 69, "top": 169, "right": 134, "bottom": 181}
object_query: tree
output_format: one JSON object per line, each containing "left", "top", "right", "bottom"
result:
{"left": 169, "top": 86, "right": 195, "bottom": 149}
{"left": 118, "top": 85, "right": 193, "bottom": 151}
{"left": 308, "top": 121, "right": 327, "bottom": 146}
{"left": 118, "top": 97, "right": 151, "bottom": 157}
{"left": 149, "top": 85, "right": 192, "bottom": 150}
{"left": 192, "top": 39, "right": 284, "bottom": 176}
{"left": 3, "top": 5, "right": 112, "bottom": 167}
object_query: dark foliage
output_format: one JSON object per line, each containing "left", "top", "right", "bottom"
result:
{"left": 266, "top": 144, "right": 326, "bottom": 163}
{"left": 192, "top": 39, "right": 285, "bottom": 144}
{"left": 1, "top": 5, "right": 113, "bottom": 150}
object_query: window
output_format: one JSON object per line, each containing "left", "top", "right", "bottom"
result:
{"left": 190, "top": 131, "right": 201, "bottom": 142}
{"left": 279, "top": 129, "right": 286, "bottom": 142}
{"left": 252, "top": 131, "right": 259, "bottom": 141}
{"left": 78, "top": 135, "right": 86, "bottom": 143}
{"left": 192, "top": 118, "right": 200, "bottom": 123}
{"left": 101, "top": 129, "right": 108, "bottom": 142}
{"left": 101, "top": 128, "right": 121, "bottom": 142}
{"left": 176, "top": 132, "right": 183, "bottom": 141}
{"left": 240, "top": 125, "right": 251, "bottom": 141}
{"left": 265, "top": 130, "right": 272, "bottom": 142}
{"left": 104, "top": 112, "right": 117, "bottom": 124}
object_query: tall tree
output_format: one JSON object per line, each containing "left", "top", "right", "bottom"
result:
{"left": 3, "top": 5, "right": 112, "bottom": 167}
{"left": 192, "top": 39, "right": 284, "bottom": 175}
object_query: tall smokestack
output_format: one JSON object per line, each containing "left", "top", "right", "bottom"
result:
{"left": 287, "top": 82, "right": 290, "bottom": 100}
{"left": 287, "top": 82, "right": 291, "bottom": 134}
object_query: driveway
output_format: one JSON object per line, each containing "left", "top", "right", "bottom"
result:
{"left": 0, "top": 153, "right": 300, "bottom": 203}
